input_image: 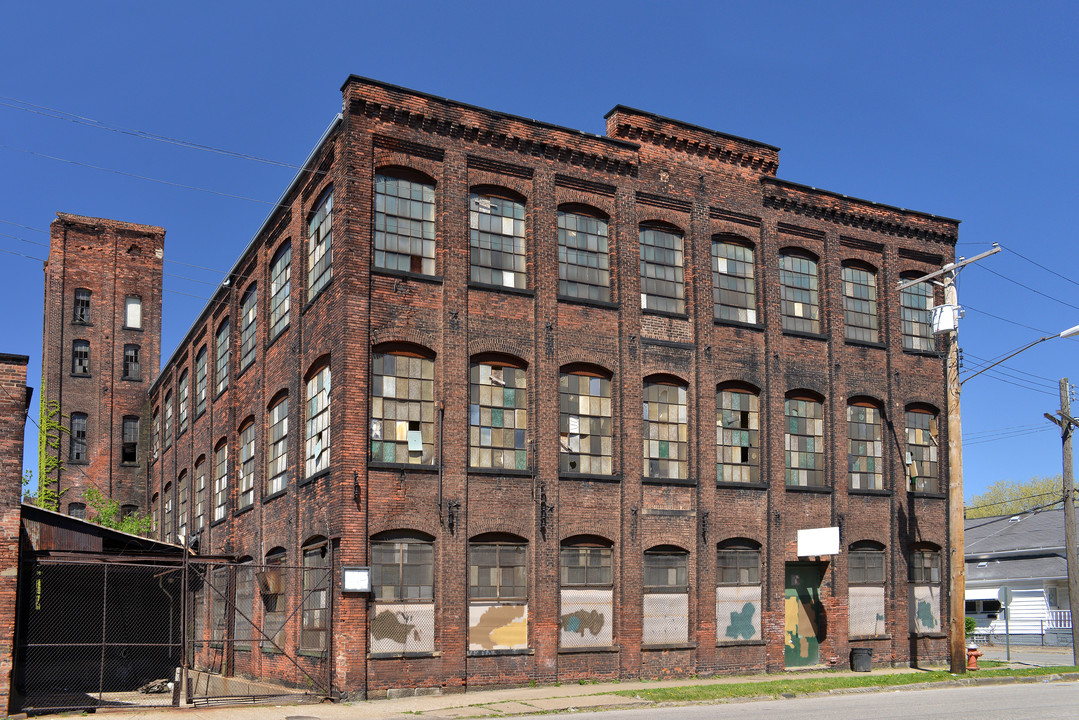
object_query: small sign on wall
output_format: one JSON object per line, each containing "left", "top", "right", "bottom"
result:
{"left": 797, "top": 527, "right": 839, "bottom": 557}
{"left": 342, "top": 566, "right": 371, "bottom": 593}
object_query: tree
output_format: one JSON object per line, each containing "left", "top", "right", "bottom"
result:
{"left": 965, "top": 475, "right": 1069, "bottom": 519}
{"left": 84, "top": 486, "right": 151, "bottom": 536}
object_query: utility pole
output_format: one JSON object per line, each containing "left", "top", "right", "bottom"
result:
{"left": 942, "top": 271, "right": 966, "bottom": 674}
{"left": 898, "top": 243, "right": 1000, "bottom": 674}
{"left": 1044, "top": 378, "right": 1079, "bottom": 665}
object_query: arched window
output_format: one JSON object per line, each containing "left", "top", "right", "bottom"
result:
{"left": 238, "top": 420, "right": 256, "bottom": 509}
{"left": 470, "top": 191, "right": 526, "bottom": 289}
{"left": 469, "top": 357, "right": 527, "bottom": 470}
{"left": 372, "top": 349, "right": 435, "bottom": 465}
{"left": 712, "top": 237, "right": 756, "bottom": 323}
{"left": 267, "top": 395, "right": 289, "bottom": 495}
{"left": 73, "top": 288, "right": 91, "bottom": 323}
{"left": 163, "top": 481, "right": 173, "bottom": 541}
{"left": 152, "top": 408, "right": 160, "bottom": 461}
{"left": 370, "top": 531, "right": 437, "bottom": 653}
{"left": 234, "top": 557, "right": 255, "bottom": 650}
{"left": 640, "top": 224, "right": 685, "bottom": 314}
{"left": 901, "top": 275, "right": 936, "bottom": 352}
{"left": 269, "top": 242, "right": 291, "bottom": 337}
{"left": 69, "top": 412, "right": 87, "bottom": 462}
{"left": 643, "top": 378, "right": 688, "bottom": 480}
{"left": 842, "top": 263, "right": 878, "bottom": 343}
{"left": 195, "top": 346, "right": 207, "bottom": 416}
{"left": 178, "top": 370, "right": 189, "bottom": 433}
{"left": 717, "top": 384, "right": 760, "bottom": 484}
{"left": 68, "top": 502, "right": 86, "bottom": 520}
{"left": 906, "top": 407, "right": 939, "bottom": 493}
{"left": 558, "top": 207, "right": 610, "bottom": 301}
{"left": 239, "top": 284, "right": 257, "bottom": 370}
{"left": 261, "top": 548, "right": 287, "bottom": 647}
{"left": 178, "top": 470, "right": 188, "bottom": 539}
{"left": 301, "top": 538, "right": 330, "bottom": 651}
{"left": 72, "top": 339, "right": 90, "bottom": 376}
{"left": 779, "top": 250, "right": 820, "bottom": 333}
{"left": 643, "top": 546, "right": 689, "bottom": 644}
{"left": 468, "top": 533, "right": 528, "bottom": 651}
{"left": 215, "top": 319, "right": 230, "bottom": 395}
{"left": 849, "top": 540, "right": 886, "bottom": 638}
{"left": 164, "top": 391, "right": 173, "bottom": 449}
{"left": 785, "top": 394, "right": 824, "bottom": 487}
{"left": 909, "top": 543, "right": 942, "bottom": 636}
{"left": 848, "top": 399, "right": 883, "bottom": 490}
{"left": 559, "top": 536, "right": 613, "bottom": 648}
{"left": 307, "top": 188, "right": 333, "bottom": 299}
{"left": 305, "top": 364, "right": 331, "bottom": 477}
{"left": 151, "top": 492, "right": 159, "bottom": 534}
{"left": 194, "top": 457, "right": 207, "bottom": 530}
{"left": 717, "top": 539, "right": 762, "bottom": 642}
{"left": 559, "top": 367, "right": 612, "bottom": 475}
{"left": 123, "top": 344, "right": 141, "bottom": 380}
{"left": 213, "top": 440, "right": 228, "bottom": 522}
{"left": 375, "top": 172, "right": 436, "bottom": 275}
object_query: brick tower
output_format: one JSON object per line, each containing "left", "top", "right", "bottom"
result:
{"left": 40, "top": 213, "right": 164, "bottom": 517}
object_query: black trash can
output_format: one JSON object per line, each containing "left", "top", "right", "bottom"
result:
{"left": 850, "top": 647, "right": 872, "bottom": 672}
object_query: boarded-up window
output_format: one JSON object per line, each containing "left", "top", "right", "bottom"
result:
{"left": 371, "top": 538, "right": 434, "bottom": 654}
{"left": 849, "top": 543, "right": 886, "bottom": 637}
{"left": 560, "top": 543, "right": 613, "bottom": 648}
{"left": 643, "top": 549, "right": 688, "bottom": 644}
{"left": 909, "top": 548, "right": 941, "bottom": 635}
{"left": 469, "top": 541, "right": 528, "bottom": 651}
{"left": 717, "top": 540, "right": 761, "bottom": 642}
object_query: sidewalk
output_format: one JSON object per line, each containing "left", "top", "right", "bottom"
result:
{"left": 79, "top": 664, "right": 964, "bottom": 720}
{"left": 979, "top": 643, "right": 1076, "bottom": 667}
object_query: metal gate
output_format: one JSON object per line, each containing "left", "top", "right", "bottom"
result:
{"left": 13, "top": 554, "right": 334, "bottom": 713}
{"left": 13, "top": 558, "right": 185, "bottom": 714}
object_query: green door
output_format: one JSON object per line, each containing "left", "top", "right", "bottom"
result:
{"left": 784, "top": 563, "right": 824, "bottom": 667}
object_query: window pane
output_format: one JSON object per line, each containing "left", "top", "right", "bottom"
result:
{"left": 470, "top": 194, "right": 526, "bottom": 289}
{"left": 308, "top": 192, "right": 333, "bottom": 298}
{"left": 842, "top": 266, "right": 878, "bottom": 343}
{"left": 469, "top": 361, "right": 527, "bottom": 470}
{"left": 779, "top": 253, "right": 819, "bottom": 333}
{"left": 901, "top": 280, "right": 936, "bottom": 352}
{"left": 558, "top": 210, "right": 610, "bottom": 301}
{"left": 848, "top": 404, "right": 883, "bottom": 490}
{"left": 712, "top": 241, "right": 756, "bottom": 323}
{"left": 372, "top": 354, "right": 435, "bottom": 465}
{"left": 643, "top": 382, "right": 688, "bottom": 480}
{"left": 785, "top": 397, "right": 824, "bottom": 487}
{"left": 717, "top": 389, "right": 759, "bottom": 484}
{"left": 375, "top": 175, "right": 437, "bottom": 276}
{"left": 559, "top": 372, "right": 612, "bottom": 475}
{"left": 640, "top": 227, "right": 685, "bottom": 314}
{"left": 906, "top": 410, "right": 939, "bottom": 493}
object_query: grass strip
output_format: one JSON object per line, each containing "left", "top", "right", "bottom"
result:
{"left": 611, "top": 666, "right": 1079, "bottom": 702}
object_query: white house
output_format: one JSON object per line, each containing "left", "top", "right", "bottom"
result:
{"left": 965, "top": 509, "right": 1073, "bottom": 645}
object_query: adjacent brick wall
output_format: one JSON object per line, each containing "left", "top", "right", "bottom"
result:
{"left": 0, "top": 353, "right": 31, "bottom": 714}
{"left": 139, "top": 76, "right": 957, "bottom": 697}
{"left": 40, "top": 214, "right": 164, "bottom": 514}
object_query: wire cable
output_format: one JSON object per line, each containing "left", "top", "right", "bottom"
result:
{"left": 975, "top": 264, "right": 1079, "bottom": 312}
{"left": 961, "top": 304, "right": 1054, "bottom": 335}
{"left": 1000, "top": 243, "right": 1079, "bottom": 290}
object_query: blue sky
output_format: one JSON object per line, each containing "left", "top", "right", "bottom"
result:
{"left": 2, "top": 1, "right": 1076, "bottom": 502}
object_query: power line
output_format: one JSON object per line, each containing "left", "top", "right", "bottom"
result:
{"left": 965, "top": 422, "right": 1045, "bottom": 438}
{"left": 965, "top": 491, "right": 1062, "bottom": 515}
{"left": 0, "top": 143, "right": 278, "bottom": 206}
{"left": 962, "top": 304, "right": 1054, "bottom": 335}
{"left": 963, "top": 350, "right": 1058, "bottom": 384}
{"left": 1000, "top": 243, "right": 1079, "bottom": 290}
{"left": 0, "top": 95, "right": 304, "bottom": 172}
{"left": 0, "top": 230, "right": 48, "bottom": 247}
{"left": 964, "top": 427, "right": 1054, "bottom": 446}
{"left": 0, "top": 218, "right": 47, "bottom": 233}
{"left": 976, "top": 264, "right": 1079, "bottom": 312}
{"left": 0, "top": 247, "right": 44, "bottom": 262}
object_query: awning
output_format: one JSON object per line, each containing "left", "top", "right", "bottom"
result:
{"left": 965, "top": 587, "right": 1000, "bottom": 601}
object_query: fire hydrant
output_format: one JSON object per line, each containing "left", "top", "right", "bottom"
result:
{"left": 966, "top": 644, "right": 983, "bottom": 670}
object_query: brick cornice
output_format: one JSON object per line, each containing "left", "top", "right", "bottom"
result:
{"left": 610, "top": 120, "right": 779, "bottom": 174}
{"left": 348, "top": 98, "right": 638, "bottom": 177}
{"left": 761, "top": 178, "right": 960, "bottom": 245}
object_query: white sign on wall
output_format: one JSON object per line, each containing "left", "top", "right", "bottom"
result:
{"left": 797, "top": 527, "right": 840, "bottom": 557}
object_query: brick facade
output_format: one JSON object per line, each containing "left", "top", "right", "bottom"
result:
{"left": 56, "top": 77, "right": 956, "bottom": 698}
{"left": 0, "top": 354, "right": 31, "bottom": 714}
{"left": 40, "top": 214, "right": 164, "bottom": 515}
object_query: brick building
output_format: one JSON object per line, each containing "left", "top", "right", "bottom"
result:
{"left": 45, "top": 76, "right": 958, "bottom": 697}
{"left": 39, "top": 214, "right": 164, "bottom": 515}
